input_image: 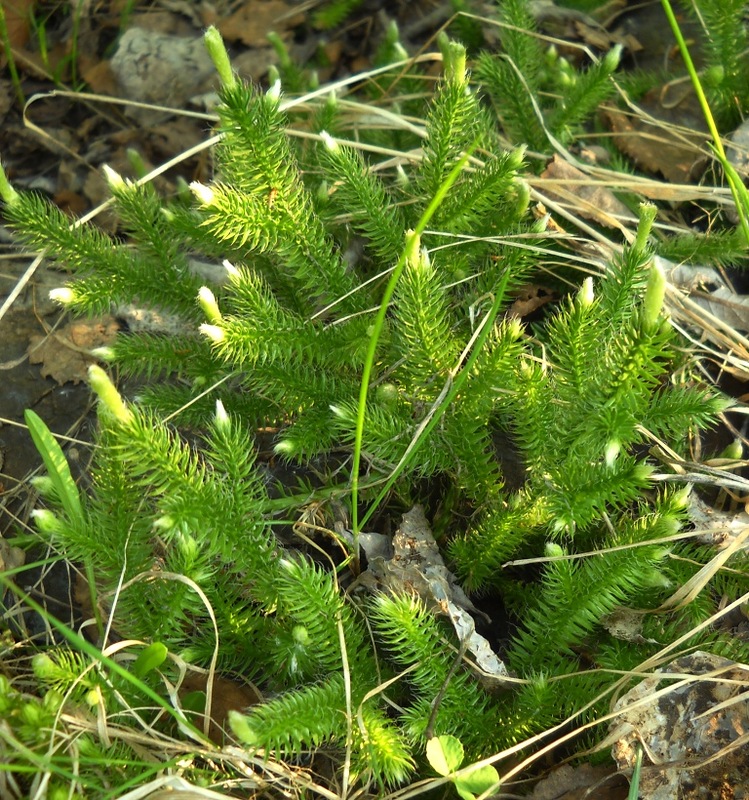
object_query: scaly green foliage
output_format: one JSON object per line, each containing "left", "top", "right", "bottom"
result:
{"left": 0, "top": 12, "right": 744, "bottom": 796}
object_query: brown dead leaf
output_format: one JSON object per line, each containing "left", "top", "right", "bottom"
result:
{"left": 0, "top": 79, "right": 14, "bottom": 124}
{"left": 180, "top": 672, "right": 262, "bottom": 744}
{"left": 79, "top": 57, "right": 119, "bottom": 97}
{"left": 53, "top": 189, "right": 88, "bottom": 216}
{"left": 217, "top": 0, "right": 304, "bottom": 47}
{"left": 686, "top": 493, "right": 749, "bottom": 549}
{"left": 664, "top": 259, "right": 749, "bottom": 333}
{"left": 0, "top": 535, "right": 25, "bottom": 573}
{"left": 28, "top": 318, "right": 119, "bottom": 385}
{"left": 531, "top": 1, "right": 640, "bottom": 58}
{"left": 538, "top": 155, "right": 635, "bottom": 229}
{"left": 602, "top": 607, "right": 659, "bottom": 645}
{"left": 506, "top": 284, "right": 558, "bottom": 320}
{"left": 67, "top": 320, "right": 118, "bottom": 349}
{"left": 602, "top": 87, "right": 708, "bottom": 184}
{"left": 0, "top": 0, "right": 35, "bottom": 52}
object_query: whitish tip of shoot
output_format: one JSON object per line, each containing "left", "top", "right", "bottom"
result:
{"left": 267, "top": 65, "right": 280, "bottom": 87}
{"left": 266, "top": 79, "right": 281, "bottom": 103}
{"left": 273, "top": 439, "right": 296, "bottom": 456}
{"left": 49, "top": 287, "right": 76, "bottom": 305}
{"left": 507, "top": 146, "right": 525, "bottom": 172}
{"left": 545, "top": 542, "right": 564, "bottom": 558}
{"left": 558, "top": 69, "right": 574, "bottom": 89}
{"left": 29, "top": 476, "right": 55, "bottom": 495}
{"left": 634, "top": 202, "right": 658, "bottom": 254}
{"left": 404, "top": 230, "right": 421, "bottom": 266}
{"left": 578, "top": 277, "right": 594, "bottom": 308}
{"left": 375, "top": 382, "right": 398, "bottom": 403}
{"left": 32, "top": 653, "right": 56, "bottom": 680}
{"left": 198, "top": 286, "right": 222, "bottom": 323}
{"left": 199, "top": 323, "right": 225, "bottom": 342}
{"left": 329, "top": 404, "right": 345, "bottom": 419}
{"left": 222, "top": 259, "right": 240, "bottom": 280}
{"left": 214, "top": 399, "right": 229, "bottom": 428}
{"left": 31, "top": 508, "right": 63, "bottom": 534}
{"left": 392, "top": 41, "right": 408, "bottom": 61}
{"left": 440, "top": 34, "right": 467, "bottom": 86}
{"left": 102, "top": 164, "right": 126, "bottom": 191}
{"left": 604, "top": 438, "right": 620, "bottom": 467}
{"left": 642, "top": 565, "right": 671, "bottom": 589}
{"left": 91, "top": 346, "right": 116, "bottom": 362}
{"left": 633, "top": 463, "right": 654, "bottom": 482}
{"left": 228, "top": 711, "right": 259, "bottom": 745}
{"left": 417, "top": 247, "right": 431, "bottom": 270}
{"left": 506, "top": 317, "right": 524, "bottom": 339}
{"left": 704, "top": 65, "right": 725, "bottom": 87}
{"left": 603, "top": 43, "right": 623, "bottom": 73}
{"left": 320, "top": 130, "right": 338, "bottom": 152}
{"left": 672, "top": 484, "right": 692, "bottom": 509}
{"left": 125, "top": 148, "right": 147, "bottom": 179}
{"left": 190, "top": 182, "right": 215, "bottom": 206}
{"left": 153, "top": 515, "right": 176, "bottom": 531}
{"left": 292, "top": 624, "right": 310, "bottom": 644}
{"left": 719, "top": 439, "right": 743, "bottom": 461}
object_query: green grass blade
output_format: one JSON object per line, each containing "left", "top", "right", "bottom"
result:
{"left": 350, "top": 138, "right": 480, "bottom": 544}
{"left": 660, "top": 0, "right": 749, "bottom": 244}
{"left": 0, "top": 573, "right": 209, "bottom": 744}
{"left": 24, "top": 409, "right": 84, "bottom": 525}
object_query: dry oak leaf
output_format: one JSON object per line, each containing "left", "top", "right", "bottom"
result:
{"left": 179, "top": 672, "right": 262, "bottom": 745}
{"left": 538, "top": 155, "right": 635, "bottom": 230}
{"left": 602, "top": 86, "right": 708, "bottom": 184}
{"left": 216, "top": 0, "right": 304, "bottom": 47}
{"left": 28, "top": 318, "right": 119, "bottom": 385}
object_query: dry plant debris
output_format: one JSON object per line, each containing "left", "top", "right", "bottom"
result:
{"left": 610, "top": 652, "right": 749, "bottom": 800}
{"left": 359, "top": 505, "right": 510, "bottom": 682}
{"left": 27, "top": 317, "right": 119, "bottom": 385}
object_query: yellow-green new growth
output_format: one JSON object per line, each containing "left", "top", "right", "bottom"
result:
{"left": 0, "top": 161, "right": 18, "bottom": 205}
{"left": 88, "top": 365, "right": 133, "bottom": 424}
{"left": 204, "top": 26, "right": 236, "bottom": 91}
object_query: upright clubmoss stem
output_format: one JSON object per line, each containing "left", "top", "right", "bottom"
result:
{"left": 642, "top": 259, "right": 666, "bottom": 332}
{"left": 633, "top": 203, "right": 657, "bottom": 257}
{"left": 204, "top": 26, "right": 236, "bottom": 91}
{"left": 0, "top": 161, "right": 19, "bottom": 205}
{"left": 88, "top": 365, "right": 133, "bottom": 424}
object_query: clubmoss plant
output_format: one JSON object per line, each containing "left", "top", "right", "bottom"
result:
{"left": 1, "top": 11, "right": 747, "bottom": 795}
